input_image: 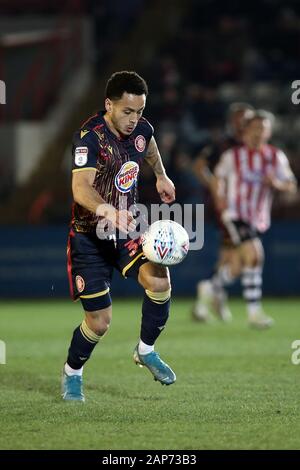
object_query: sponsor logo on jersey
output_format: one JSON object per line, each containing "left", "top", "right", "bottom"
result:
{"left": 242, "top": 170, "right": 263, "bottom": 183}
{"left": 115, "top": 161, "right": 139, "bottom": 193}
{"left": 135, "top": 135, "right": 146, "bottom": 152}
{"left": 75, "top": 146, "right": 88, "bottom": 167}
{"left": 75, "top": 275, "right": 85, "bottom": 293}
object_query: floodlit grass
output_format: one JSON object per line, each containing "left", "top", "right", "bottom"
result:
{"left": 0, "top": 298, "right": 299, "bottom": 450}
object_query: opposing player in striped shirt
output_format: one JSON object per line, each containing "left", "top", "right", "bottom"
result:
{"left": 196, "top": 110, "right": 297, "bottom": 328}
{"left": 192, "top": 103, "right": 254, "bottom": 322}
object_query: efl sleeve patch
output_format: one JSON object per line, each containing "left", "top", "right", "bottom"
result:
{"left": 71, "top": 130, "right": 98, "bottom": 170}
{"left": 75, "top": 147, "right": 88, "bottom": 166}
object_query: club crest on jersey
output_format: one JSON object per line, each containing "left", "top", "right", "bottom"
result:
{"left": 115, "top": 161, "right": 139, "bottom": 193}
{"left": 135, "top": 135, "right": 146, "bottom": 153}
{"left": 74, "top": 147, "right": 88, "bottom": 167}
{"left": 75, "top": 275, "right": 85, "bottom": 293}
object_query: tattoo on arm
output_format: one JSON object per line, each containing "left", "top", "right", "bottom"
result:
{"left": 144, "top": 137, "right": 166, "bottom": 177}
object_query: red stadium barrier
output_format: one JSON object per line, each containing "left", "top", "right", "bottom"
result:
{"left": 0, "top": 0, "right": 84, "bottom": 122}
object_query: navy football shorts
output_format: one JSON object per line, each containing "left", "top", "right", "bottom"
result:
{"left": 67, "top": 229, "right": 148, "bottom": 302}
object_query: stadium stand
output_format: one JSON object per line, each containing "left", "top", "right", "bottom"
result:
{"left": 0, "top": 0, "right": 299, "bottom": 221}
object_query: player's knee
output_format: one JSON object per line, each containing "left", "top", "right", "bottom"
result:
{"left": 250, "top": 246, "right": 263, "bottom": 267}
{"left": 150, "top": 276, "right": 171, "bottom": 293}
{"left": 242, "top": 241, "right": 259, "bottom": 267}
{"left": 85, "top": 308, "right": 112, "bottom": 336}
{"left": 244, "top": 252, "right": 256, "bottom": 267}
{"left": 80, "top": 287, "right": 111, "bottom": 316}
{"left": 141, "top": 273, "right": 171, "bottom": 293}
{"left": 138, "top": 263, "right": 171, "bottom": 292}
{"left": 230, "top": 257, "right": 242, "bottom": 278}
{"left": 253, "top": 239, "right": 264, "bottom": 266}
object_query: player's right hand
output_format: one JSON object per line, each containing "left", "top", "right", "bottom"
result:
{"left": 115, "top": 209, "right": 136, "bottom": 234}
{"left": 97, "top": 203, "right": 136, "bottom": 234}
{"left": 220, "top": 209, "right": 232, "bottom": 224}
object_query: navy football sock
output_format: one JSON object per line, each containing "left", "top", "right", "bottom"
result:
{"left": 140, "top": 290, "right": 171, "bottom": 346}
{"left": 66, "top": 320, "right": 100, "bottom": 370}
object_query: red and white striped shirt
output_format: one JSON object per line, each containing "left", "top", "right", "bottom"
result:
{"left": 215, "top": 144, "right": 295, "bottom": 232}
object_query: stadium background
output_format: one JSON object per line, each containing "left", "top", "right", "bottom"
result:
{"left": 0, "top": 0, "right": 300, "bottom": 298}
{"left": 0, "top": 0, "right": 300, "bottom": 451}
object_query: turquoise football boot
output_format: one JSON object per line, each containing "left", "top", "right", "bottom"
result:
{"left": 133, "top": 345, "right": 176, "bottom": 385}
{"left": 62, "top": 370, "right": 85, "bottom": 402}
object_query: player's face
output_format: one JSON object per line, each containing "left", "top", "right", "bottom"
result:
{"left": 244, "top": 118, "right": 272, "bottom": 147}
{"left": 105, "top": 92, "right": 146, "bottom": 137}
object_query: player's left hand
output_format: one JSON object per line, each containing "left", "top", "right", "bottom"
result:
{"left": 156, "top": 175, "right": 176, "bottom": 203}
{"left": 264, "top": 174, "right": 282, "bottom": 191}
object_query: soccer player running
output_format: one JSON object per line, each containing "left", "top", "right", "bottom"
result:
{"left": 197, "top": 110, "right": 297, "bottom": 328}
{"left": 192, "top": 103, "right": 254, "bottom": 322}
{"left": 63, "top": 71, "right": 176, "bottom": 402}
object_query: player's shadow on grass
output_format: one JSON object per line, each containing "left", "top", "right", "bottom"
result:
{"left": 2, "top": 368, "right": 166, "bottom": 403}
{"left": 1, "top": 368, "right": 60, "bottom": 401}
{"left": 88, "top": 382, "right": 165, "bottom": 401}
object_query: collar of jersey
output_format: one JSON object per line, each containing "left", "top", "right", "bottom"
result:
{"left": 99, "top": 111, "right": 133, "bottom": 143}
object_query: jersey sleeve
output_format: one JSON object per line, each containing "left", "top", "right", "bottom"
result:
{"left": 138, "top": 117, "right": 154, "bottom": 150}
{"left": 276, "top": 150, "right": 296, "bottom": 182}
{"left": 72, "top": 130, "right": 99, "bottom": 172}
{"left": 215, "top": 149, "right": 233, "bottom": 179}
{"left": 144, "top": 118, "right": 154, "bottom": 142}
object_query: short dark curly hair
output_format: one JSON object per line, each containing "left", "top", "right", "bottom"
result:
{"left": 105, "top": 71, "right": 148, "bottom": 100}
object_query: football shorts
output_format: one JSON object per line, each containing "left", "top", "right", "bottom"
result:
{"left": 67, "top": 229, "right": 148, "bottom": 301}
{"left": 220, "top": 218, "right": 259, "bottom": 246}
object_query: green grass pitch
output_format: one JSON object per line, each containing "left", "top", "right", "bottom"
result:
{"left": 0, "top": 298, "right": 300, "bottom": 450}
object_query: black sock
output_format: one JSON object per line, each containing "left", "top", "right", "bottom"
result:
{"left": 140, "top": 290, "right": 171, "bottom": 346}
{"left": 66, "top": 320, "right": 100, "bottom": 370}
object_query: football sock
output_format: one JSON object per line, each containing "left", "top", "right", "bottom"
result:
{"left": 66, "top": 319, "right": 101, "bottom": 370}
{"left": 64, "top": 363, "right": 83, "bottom": 377}
{"left": 138, "top": 340, "right": 154, "bottom": 355}
{"left": 211, "top": 265, "right": 234, "bottom": 293}
{"left": 242, "top": 266, "right": 263, "bottom": 317}
{"left": 140, "top": 289, "right": 171, "bottom": 346}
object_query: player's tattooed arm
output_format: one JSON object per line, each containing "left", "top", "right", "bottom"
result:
{"left": 144, "top": 137, "right": 167, "bottom": 177}
{"left": 145, "top": 137, "right": 175, "bottom": 203}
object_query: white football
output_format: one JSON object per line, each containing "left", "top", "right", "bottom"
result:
{"left": 141, "top": 220, "right": 189, "bottom": 266}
